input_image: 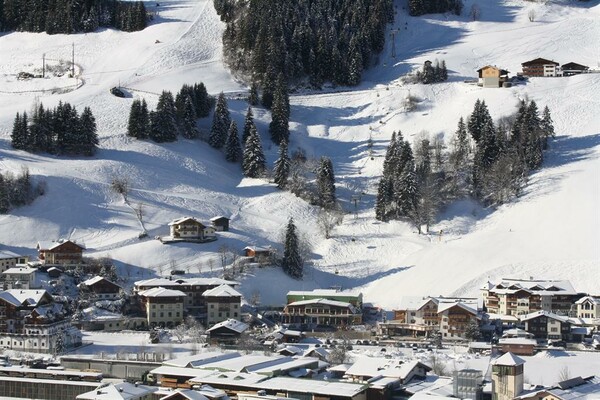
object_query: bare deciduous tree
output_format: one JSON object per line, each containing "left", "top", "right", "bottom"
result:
{"left": 318, "top": 207, "right": 344, "bottom": 239}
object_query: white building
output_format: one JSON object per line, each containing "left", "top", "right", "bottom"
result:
{"left": 203, "top": 284, "right": 242, "bottom": 326}
{"left": 575, "top": 296, "right": 600, "bottom": 319}
{"left": 0, "top": 251, "right": 28, "bottom": 273}
{"left": 2, "top": 266, "right": 40, "bottom": 289}
{"left": 139, "top": 287, "right": 186, "bottom": 328}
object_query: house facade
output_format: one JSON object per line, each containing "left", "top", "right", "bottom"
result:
{"left": 37, "top": 240, "right": 85, "bottom": 266}
{"left": 381, "top": 296, "right": 480, "bottom": 339}
{"left": 79, "top": 276, "right": 122, "bottom": 300}
{"left": 0, "top": 251, "right": 28, "bottom": 273}
{"left": 519, "top": 311, "right": 570, "bottom": 341}
{"left": 1, "top": 266, "right": 40, "bottom": 289}
{"left": 438, "top": 302, "right": 480, "bottom": 339}
{"left": 561, "top": 62, "right": 589, "bottom": 76}
{"left": 210, "top": 216, "right": 230, "bottom": 232}
{"left": 203, "top": 284, "right": 242, "bottom": 326}
{"left": 491, "top": 353, "right": 525, "bottom": 400}
{"left": 575, "top": 296, "right": 600, "bottom": 319}
{"left": 134, "top": 277, "right": 238, "bottom": 321}
{"left": 477, "top": 65, "right": 509, "bottom": 88}
{"left": 0, "top": 289, "right": 82, "bottom": 353}
{"left": 282, "top": 298, "right": 363, "bottom": 327}
{"left": 139, "top": 287, "right": 186, "bottom": 328}
{"left": 481, "top": 278, "right": 580, "bottom": 316}
{"left": 521, "top": 58, "right": 560, "bottom": 77}
{"left": 168, "top": 217, "right": 216, "bottom": 242}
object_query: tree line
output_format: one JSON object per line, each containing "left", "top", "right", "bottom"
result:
{"left": 127, "top": 82, "right": 213, "bottom": 142}
{"left": 376, "top": 99, "right": 555, "bottom": 232}
{"left": 0, "top": 168, "right": 44, "bottom": 214}
{"left": 214, "top": 0, "right": 394, "bottom": 89}
{"left": 409, "top": 0, "right": 463, "bottom": 16}
{"left": 11, "top": 101, "right": 99, "bottom": 156}
{"left": 0, "top": 0, "right": 147, "bottom": 33}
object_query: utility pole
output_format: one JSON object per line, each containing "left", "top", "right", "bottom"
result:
{"left": 390, "top": 29, "right": 399, "bottom": 58}
{"left": 42, "top": 53, "right": 45, "bottom": 78}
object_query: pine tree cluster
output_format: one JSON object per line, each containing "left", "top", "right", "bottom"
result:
{"left": 416, "top": 60, "right": 448, "bottom": 84}
{"left": 268, "top": 74, "right": 290, "bottom": 143}
{"left": 215, "top": 0, "right": 394, "bottom": 88}
{"left": 409, "top": 0, "right": 463, "bottom": 17}
{"left": 11, "top": 102, "right": 98, "bottom": 155}
{"left": 0, "top": 168, "right": 42, "bottom": 214}
{"left": 0, "top": 0, "right": 147, "bottom": 34}
{"left": 127, "top": 82, "right": 212, "bottom": 142}
{"left": 375, "top": 99, "right": 556, "bottom": 229}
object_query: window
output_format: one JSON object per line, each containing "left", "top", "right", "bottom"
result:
{"left": 160, "top": 312, "right": 164, "bottom": 317}
{"left": 168, "top": 312, "right": 172, "bottom": 317}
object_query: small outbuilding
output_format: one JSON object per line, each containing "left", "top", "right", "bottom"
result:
{"left": 210, "top": 216, "right": 230, "bottom": 232}
{"left": 561, "top": 62, "right": 589, "bottom": 76}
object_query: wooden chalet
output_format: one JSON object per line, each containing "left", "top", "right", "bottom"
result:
{"left": 79, "top": 276, "right": 122, "bottom": 300}
{"left": 243, "top": 246, "right": 274, "bottom": 262}
{"left": 561, "top": 62, "right": 589, "bottom": 76}
{"left": 37, "top": 240, "right": 85, "bottom": 266}
{"left": 167, "top": 217, "right": 216, "bottom": 243}
{"left": 521, "top": 58, "right": 560, "bottom": 77}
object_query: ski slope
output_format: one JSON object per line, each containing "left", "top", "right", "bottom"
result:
{"left": 0, "top": 0, "right": 598, "bottom": 307}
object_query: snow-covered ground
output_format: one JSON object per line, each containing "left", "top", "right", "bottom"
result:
{"left": 0, "top": 0, "right": 599, "bottom": 308}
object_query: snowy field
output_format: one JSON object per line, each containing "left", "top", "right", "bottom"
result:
{"left": 0, "top": 0, "right": 599, "bottom": 309}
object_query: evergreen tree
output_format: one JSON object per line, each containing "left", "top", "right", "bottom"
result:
{"left": 273, "top": 140, "right": 290, "bottom": 189}
{"left": 175, "top": 84, "right": 195, "bottom": 122}
{"left": 375, "top": 176, "right": 394, "bottom": 222}
{"left": 209, "top": 92, "right": 230, "bottom": 149}
{"left": 281, "top": 217, "right": 303, "bottom": 279}
{"left": 150, "top": 91, "right": 178, "bottom": 142}
{"left": 449, "top": 116, "right": 471, "bottom": 193}
{"left": 261, "top": 68, "right": 276, "bottom": 109}
{"left": 382, "top": 132, "right": 402, "bottom": 177}
{"left": 269, "top": 75, "right": 290, "bottom": 145}
{"left": 242, "top": 124, "right": 266, "bottom": 178}
{"left": 11, "top": 112, "right": 28, "bottom": 150}
{"left": 225, "top": 121, "right": 242, "bottom": 162}
{"left": 468, "top": 99, "right": 494, "bottom": 143}
{"left": 181, "top": 96, "right": 198, "bottom": 139}
{"left": 540, "top": 105, "right": 555, "bottom": 150}
{"left": 316, "top": 157, "right": 336, "bottom": 209}
{"left": 396, "top": 158, "right": 418, "bottom": 218}
{"left": 440, "top": 60, "right": 448, "bottom": 81}
{"left": 242, "top": 107, "right": 254, "bottom": 145}
{"left": 127, "top": 99, "right": 147, "bottom": 139}
{"left": 248, "top": 82, "right": 260, "bottom": 106}
{"left": 79, "top": 106, "right": 98, "bottom": 155}
{"left": 193, "top": 82, "right": 211, "bottom": 118}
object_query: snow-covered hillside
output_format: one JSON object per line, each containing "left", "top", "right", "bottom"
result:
{"left": 0, "top": 0, "right": 598, "bottom": 307}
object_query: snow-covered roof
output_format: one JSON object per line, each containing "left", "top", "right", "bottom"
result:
{"left": 575, "top": 296, "right": 600, "bottom": 305}
{"left": 202, "top": 284, "right": 242, "bottom": 298}
{"left": 160, "top": 389, "right": 209, "bottom": 400}
{"left": 0, "top": 289, "right": 48, "bottom": 306}
{"left": 135, "top": 277, "right": 239, "bottom": 288}
{"left": 81, "top": 276, "right": 119, "bottom": 287}
{"left": 492, "top": 352, "right": 526, "bottom": 366}
{"left": 0, "top": 250, "right": 21, "bottom": 259}
{"left": 287, "top": 298, "right": 358, "bottom": 313}
{"left": 499, "top": 337, "right": 537, "bottom": 346}
{"left": 81, "top": 306, "right": 124, "bottom": 322}
{"left": 76, "top": 382, "right": 158, "bottom": 400}
{"left": 210, "top": 216, "right": 229, "bottom": 222}
{"left": 37, "top": 239, "right": 85, "bottom": 250}
{"left": 345, "top": 358, "right": 430, "bottom": 380}
{"left": 169, "top": 217, "right": 205, "bottom": 226}
{"left": 287, "top": 288, "right": 362, "bottom": 298}
{"left": 436, "top": 301, "right": 477, "bottom": 315}
{"left": 244, "top": 246, "right": 273, "bottom": 252}
{"left": 206, "top": 318, "right": 248, "bottom": 334}
{"left": 163, "top": 352, "right": 242, "bottom": 368}
{"left": 396, "top": 296, "right": 438, "bottom": 311}
{"left": 251, "top": 376, "right": 366, "bottom": 398}
{"left": 489, "top": 278, "right": 577, "bottom": 295}
{"left": 2, "top": 266, "right": 37, "bottom": 275}
{"left": 403, "top": 375, "right": 455, "bottom": 396}
{"left": 139, "top": 287, "right": 186, "bottom": 298}
{"left": 519, "top": 310, "right": 569, "bottom": 323}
